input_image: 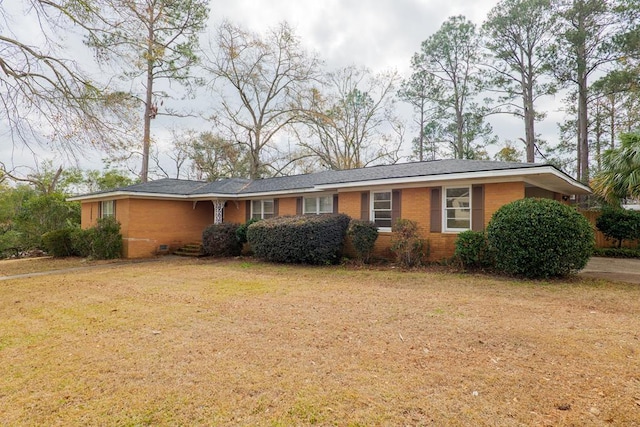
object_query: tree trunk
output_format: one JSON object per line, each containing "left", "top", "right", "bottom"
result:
{"left": 524, "top": 62, "right": 535, "bottom": 163}
{"left": 578, "top": 76, "right": 589, "bottom": 185}
{"left": 419, "top": 100, "right": 425, "bottom": 162}
{"left": 141, "top": 6, "right": 155, "bottom": 183}
{"left": 576, "top": 5, "right": 589, "bottom": 186}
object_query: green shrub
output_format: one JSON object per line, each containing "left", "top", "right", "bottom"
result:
{"left": 202, "top": 222, "right": 242, "bottom": 257}
{"left": 595, "top": 207, "right": 640, "bottom": 248}
{"left": 236, "top": 218, "right": 260, "bottom": 245}
{"left": 454, "top": 230, "right": 493, "bottom": 270}
{"left": 69, "top": 228, "right": 92, "bottom": 258}
{"left": 14, "top": 194, "right": 80, "bottom": 249}
{"left": 486, "top": 198, "right": 594, "bottom": 278}
{"left": 41, "top": 228, "right": 75, "bottom": 257}
{"left": 90, "top": 217, "right": 123, "bottom": 259}
{"left": 346, "top": 219, "right": 379, "bottom": 263}
{"left": 247, "top": 214, "right": 350, "bottom": 264}
{"left": 67, "top": 218, "right": 122, "bottom": 260}
{"left": 0, "top": 229, "right": 22, "bottom": 259}
{"left": 592, "top": 247, "right": 640, "bottom": 258}
{"left": 390, "top": 219, "right": 429, "bottom": 268}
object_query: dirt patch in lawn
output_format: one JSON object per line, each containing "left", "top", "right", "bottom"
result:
{"left": 1, "top": 258, "right": 639, "bottom": 426}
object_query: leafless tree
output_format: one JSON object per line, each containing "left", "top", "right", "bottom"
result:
{"left": 0, "top": 1, "right": 136, "bottom": 159}
{"left": 298, "top": 66, "right": 403, "bottom": 170}
{"left": 203, "top": 21, "right": 322, "bottom": 179}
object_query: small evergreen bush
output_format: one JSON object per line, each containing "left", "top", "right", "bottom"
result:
{"left": 247, "top": 214, "right": 350, "bottom": 264}
{"left": 202, "top": 222, "right": 242, "bottom": 257}
{"left": 41, "top": 228, "right": 75, "bottom": 257}
{"left": 90, "top": 217, "right": 123, "bottom": 259}
{"left": 236, "top": 218, "right": 260, "bottom": 245}
{"left": 346, "top": 219, "right": 379, "bottom": 263}
{"left": 595, "top": 207, "right": 640, "bottom": 248}
{"left": 69, "top": 228, "right": 92, "bottom": 258}
{"left": 454, "top": 230, "right": 493, "bottom": 270}
{"left": 390, "top": 219, "right": 429, "bottom": 268}
{"left": 51, "top": 219, "right": 122, "bottom": 260}
{"left": 487, "top": 198, "right": 594, "bottom": 278}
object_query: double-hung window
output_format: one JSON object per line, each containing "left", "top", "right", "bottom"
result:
{"left": 444, "top": 187, "right": 470, "bottom": 231}
{"left": 99, "top": 200, "right": 115, "bottom": 219}
{"left": 303, "top": 195, "right": 333, "bottom": 215}
{"left": 372, "top": 191, "right": 392, "bottom": 229}
{"left": 251, "top": 200, "right": 274, "bottom": 220}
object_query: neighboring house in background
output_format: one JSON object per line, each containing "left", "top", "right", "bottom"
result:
{"left": 68, "top": 160, "right": 591, "bottom": 259}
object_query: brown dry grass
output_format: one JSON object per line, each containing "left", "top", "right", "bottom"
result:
{"left": 0, "top": 257, "right": 639, "bottom": 426}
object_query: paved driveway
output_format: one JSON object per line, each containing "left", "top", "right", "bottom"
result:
{"left": 579, "top": 257, "right": 640, "bottom": 284}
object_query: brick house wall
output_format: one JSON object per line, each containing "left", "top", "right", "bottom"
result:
{"left": 78, "top": 180, "right": 567, "bottom": 260}
{"left": 82, "top": 198, "right": 214, "bottom": 258}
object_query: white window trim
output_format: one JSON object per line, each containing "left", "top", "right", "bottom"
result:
{"left": 443, "top": 186, "right": 472, "bottom": 233}
{"left": 303, "top": 195, "right": 334, "bottom": 215}
{"left": 251, "top": 199, "right": 274, "bottom": 220}
{"left": 371, "top": 190, "right": 392, "bottom": 232}
{"left": 100, "top": 200, "right": 115, "bottom": 219}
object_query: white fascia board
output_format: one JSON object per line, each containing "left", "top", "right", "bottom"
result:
{"left": 67, "top": 191, "right": 194, "bottom": 202}
{"left": 520, "top": 167, "right": 591, "bottom": 194}
{"left": 314, "top": 166, "right": 591, "bottom": 194}
{"left": 194, "top": 188, "right": 324, "bottom": 199}
{"left": 69, "top": 187, "right": 325, "bottom": 202}
{"left": 67, "top": 165, "right": 591, "bottom": 202}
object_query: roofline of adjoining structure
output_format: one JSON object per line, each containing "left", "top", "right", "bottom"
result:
{"left": 313, "top": 165, "right": 591, "bottom": 194}
{"left": 66, "top": 187, "right": 326, "bottom": 202}
{"left": 67, "top": 164, "right": 591, "bottom": 202}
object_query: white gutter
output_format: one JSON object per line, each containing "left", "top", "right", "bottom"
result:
{"left": 313, "top": 165, "right": 591, "bottom": 194}
{"left": 68, "top": 165, "right": 590, "bottom": 202}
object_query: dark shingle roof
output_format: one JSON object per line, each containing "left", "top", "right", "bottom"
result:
{"left": 233, "top": 160, "right": 540, "bottom": 194}
{"left": 71, "top": 159, "right": 574, "bottom": 199}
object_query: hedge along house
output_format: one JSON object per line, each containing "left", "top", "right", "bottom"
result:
{"left": 68, "top": 159, "right": 591, "bottom": 260}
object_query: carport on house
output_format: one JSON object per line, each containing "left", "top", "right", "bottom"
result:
{"left": 68, "top": 159, "right": 591, "bottom": 260}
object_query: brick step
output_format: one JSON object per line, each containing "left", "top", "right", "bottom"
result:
{"left": 174, "top": 242, "right": 204, "bottom": 257}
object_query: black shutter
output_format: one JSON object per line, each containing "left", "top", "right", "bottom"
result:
{"left": 472, "top": 185, "right": 484, "bottom": 231}
{"left": 430, "top": 187, "right": 442, "bottom": 233}
{"left": 245, "top": 200, "right": 251, "bottom": 222}
{"left": 273, "top": 199, "right": 279, "bottom": 216}
{"left": 360, "top": 192, "right": 369, "bottom": 221}
{"left": 391, "top": 190, "right": 401, "bottom": 224}
{"left": 333, "top": 194, "right": 339, "bottom": 214}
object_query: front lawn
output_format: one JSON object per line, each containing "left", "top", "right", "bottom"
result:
{"left": 1, "top": 258, "right": 638, "bottom": 425}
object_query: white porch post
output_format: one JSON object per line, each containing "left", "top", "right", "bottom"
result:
{"left": 213, "top": 200, "right": 226, "bottom": 224}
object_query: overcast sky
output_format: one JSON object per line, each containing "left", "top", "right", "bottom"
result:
{"left": 209, "top": 0, "right": 497, "bottom": 72}
{"left": 4, "top": 0, "right": 568, "bottom": 177}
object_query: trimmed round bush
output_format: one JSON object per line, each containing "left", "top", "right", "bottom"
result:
{"left": 486, "top": 198, "right": 594, "bottom": 278}
{"left": 346, "top": 219, "right": 378, "bottom": 263}
{"left": 202, "top": 222, "right": 242, "bottom": 257}
{"left": 247, "top": 214, "right": 351, "bottom": 264}
{"left": 454, "top": 230, "right": 493, "bottom": 270}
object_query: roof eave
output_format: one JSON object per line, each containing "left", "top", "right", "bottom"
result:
{"left": 313, "top": 165, "right": 591, "bottom": 195}
{"left": 67, "top": 165, "right": 591, "bottom": 201}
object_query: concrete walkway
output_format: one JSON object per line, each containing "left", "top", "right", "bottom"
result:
{"left": 579, "top": 257, "right": 640, "bottom": 284}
